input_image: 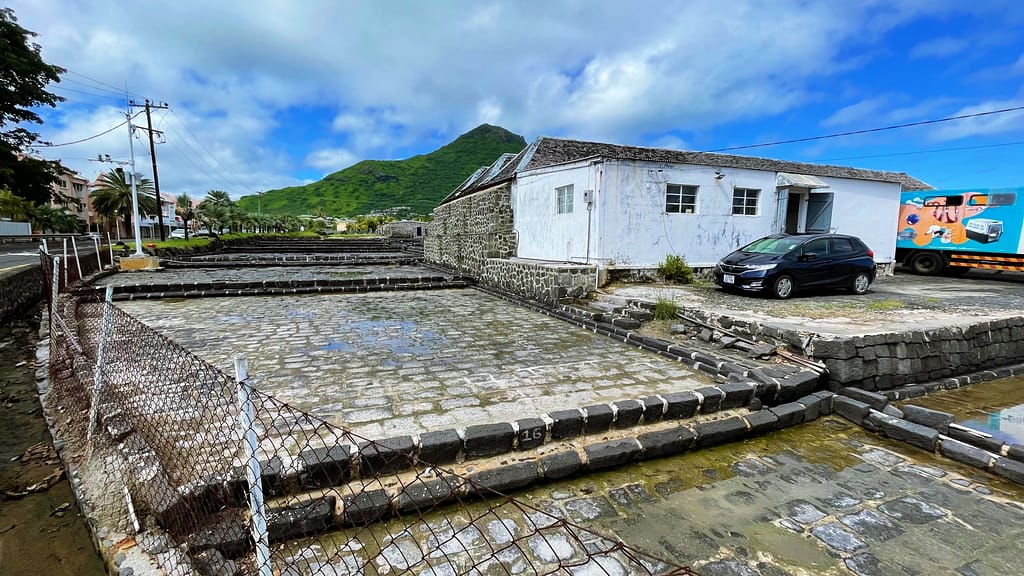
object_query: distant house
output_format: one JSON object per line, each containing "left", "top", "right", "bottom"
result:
{"left": 381, "top": 220, "right": 428, "bottom": 238}
{"left": 428, "top": 137, "right": 932, "bottom": 280}
{"left": 51, "top": 167, "right": 91, "bottom": 231}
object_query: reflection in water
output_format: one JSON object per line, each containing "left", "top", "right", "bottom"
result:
{"left": 962, "top": 404, "right": 1024, "bottom": 444}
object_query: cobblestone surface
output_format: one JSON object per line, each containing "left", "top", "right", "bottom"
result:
{"left": 95, "top": 264, "right": 437, "bottom": 287}
{"left": 117, "top": 289, "right": 710, "bottom": 439}
{"left": 286, "top": 416, "right": 1024, "bottom": 575}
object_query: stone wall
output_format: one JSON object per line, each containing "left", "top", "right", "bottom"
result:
{"left": 480, "top": 258, "right": 596, "bottom": 303}
{"left": 424, "top": 183, "right": 516, "bottom": 276}
{"left": 807, "top": 318, "right": 1024, "bottom": 391}
{"left": 0, "top": 265, "right": 44, "bottom": 324}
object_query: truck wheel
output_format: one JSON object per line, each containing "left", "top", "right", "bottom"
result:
{"left": 909, "top": 252, "right": 944, "bottom": 275}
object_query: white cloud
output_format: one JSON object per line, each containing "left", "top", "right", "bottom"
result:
{"left": 5, "top": 0, "right": 976, "bottom": 202}
{"left": 910, "top": 36, "right": 969, "bottom": 59}
{"left": 822, "top": 98, "right": 889, "bottom": 127}
{"left": 929, "top": 99, "right": 1024, "bottom": 141}
{"left": 305, "top": 148, "right": 359, "bottom": 172}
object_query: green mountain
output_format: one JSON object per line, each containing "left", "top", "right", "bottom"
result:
{"left": 237, "top": 124, "right": 527, "bottom": 216}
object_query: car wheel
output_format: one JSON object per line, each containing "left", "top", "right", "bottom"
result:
{"left": 851, "top": 271, "right": 871, "bottom": 295}
{"left": 771, "top": 275, "right": 795, "bottom": 299}
{"left": 909, "top": 252, "right": 944, "bottom": 275}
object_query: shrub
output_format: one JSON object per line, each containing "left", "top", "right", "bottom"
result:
{"left": 657, "top": 254, "right": 694, "bottom": 284}
{"left": 654, "top": 297, "right": 679, "bottom": 320}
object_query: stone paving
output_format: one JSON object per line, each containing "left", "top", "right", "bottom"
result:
{"left": 116, "top": 288, "right": 710, "bottom": 440}
{"left": 95, "top": 264, "right": 437, "bottom": 287}
{"left": 286, "top": 415, "right": 1024, "bottom": 575}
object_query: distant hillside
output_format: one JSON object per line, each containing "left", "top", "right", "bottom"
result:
{"left": 237, "top": 124, "right": 526, "bottom": 216}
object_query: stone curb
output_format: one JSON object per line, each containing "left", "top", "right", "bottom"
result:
{"left": 164, "top": 257, "right": 422, "bottom": 269}
{"left": 832, "top": 388, "right": 1024, "bottom": 486}
{"left": 187, "top": 393, "right": 836, "bottom": 559}
{"left": 74, "top": 278, "right": 470, "bottom": 301}
{"left": 871, "top": 362, "right": 1024, "bottom": 402}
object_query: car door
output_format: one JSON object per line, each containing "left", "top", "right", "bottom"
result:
{"left": 795, "top": 237, "right": 833, "bottom": 288}
{"left": 828, "top": 237, "right": 859, "bottom": 286}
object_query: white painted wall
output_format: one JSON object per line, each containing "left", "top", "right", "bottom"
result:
{"left": 513, "top": 160, "right": 596, "bottom": 262}
{"left": 512, "top": 158, "right": 902, "bottom": 267}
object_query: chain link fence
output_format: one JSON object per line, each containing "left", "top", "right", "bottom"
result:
{"left": 41, "top": 250, "right": 699, "bottom": 576}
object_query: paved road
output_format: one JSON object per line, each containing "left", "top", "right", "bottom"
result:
{"left": 0, "top": 240, "right": 100, "bottom": 274}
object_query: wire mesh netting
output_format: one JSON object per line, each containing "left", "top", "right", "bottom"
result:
{"left": 40, "top": 251, "right": 699, "bottom": 576}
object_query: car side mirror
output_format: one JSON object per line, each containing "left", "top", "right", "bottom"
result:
{"left": 801, "top": 252, "right": 818, "bottom": 261}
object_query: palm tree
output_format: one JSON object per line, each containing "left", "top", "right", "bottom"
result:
{"left": 0, "top": 187, "right": 32, "bottom": 221}
{"left": 197, "top": 201, "right": 230, "bottom": 235}
{"left": 204, "top": 189, "right": 232, "bottom": 206}
{"left": 90, "top": 169, "right": 156, "bottom": 236}
{"left": 30, "top": 204, "right": 81, "bottom": 233}
{"left": 175, "top": 193, "right": 194, "bottom": 239}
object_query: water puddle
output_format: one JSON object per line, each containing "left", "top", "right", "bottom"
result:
{"left": 960, "top": 403, "right": 1024, "bottom": 444}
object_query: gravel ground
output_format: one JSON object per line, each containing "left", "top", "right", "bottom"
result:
{"left": 607, "top": 268, "right": 1024, "bottom": 336}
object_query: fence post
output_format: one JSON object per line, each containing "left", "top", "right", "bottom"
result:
{"left": 235, "top": 357, "right": 272, "bottom": 576}
{"left": 51, "top": 255, "right": 60, "bottom": 304}
{"left": 107, "top": 232, "right": 114, "bottom": 266}
{"left": 62, "top": 238, "right": 68, "bottom": 286}
{"left": 94, "top": 235, "right": 102, "bottom": 271}
{"left": 71, "top": 236, "right": 83, "bottom": 281}
{"left": 87, "top": 287, "right": 115, "bottom": 445}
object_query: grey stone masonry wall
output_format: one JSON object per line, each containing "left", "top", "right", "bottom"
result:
{"left": 425, "top": 183, "right": 516, "bottom": 276}
{"left": 807, "top": 319, "right": 1024, "bottom": 391}
{"left": 677, "top": 307, "right": 1024, "bottom": 392}
{"left": 480, "top": 258, "right": 596, "bottom": 303}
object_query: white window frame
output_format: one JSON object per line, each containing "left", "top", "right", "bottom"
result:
{"left": 665, "top": 184, "right": 698, "bottom": 214}
{"left": 732, "top": 187, "right": 760, "bottom": 216}
{"left": 556, "top": 184, "right": 574, "bottom": 214}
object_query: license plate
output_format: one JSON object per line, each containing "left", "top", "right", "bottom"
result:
{"left": 723, "top": 274, "right": 735, "bottom": 284}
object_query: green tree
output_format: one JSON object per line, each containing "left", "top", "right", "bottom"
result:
{"left": 197, "top": 201, "right": 229, "bottom": 235}
{"left": 0, "top": 8, "right": 66, "bottom": 205}
{"left": 175, "top": 193, "right": 194, "bottom": 239}
{"left": 90, "top": 169, "right": 157, "bottom": 236}
{"left": 0, "top": 186, "right": 32, "bottom": 220}
{"left": 29, "top": 203, "right": 80, "bottom": 233}
{"left": 204, "top": 189, "right": 232, "bottom": 206}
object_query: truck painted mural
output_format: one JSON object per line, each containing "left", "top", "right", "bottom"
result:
{"left": 897, "top": 188, "right": 1024, "bottom": 255}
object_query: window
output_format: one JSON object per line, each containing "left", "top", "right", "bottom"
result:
{"left": 831, "top": 237, "right": 856, "bottom": 254}
{"left": 665, "top": 184, "right": 698, "bottom": 214}
{"left": 732, "top": 187, "right": 760, "bottom": 216}
{"left": 803, "top": 238, "right": 830, "bottom": 257}
{"left": 556, "top": 184, "right": 574, "bottom": 214}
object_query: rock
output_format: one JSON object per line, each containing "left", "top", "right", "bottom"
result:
{"left": 902, "top": 405, "right": 955, "bottom": 434}
{"left": 834, "top": 396, "right": 872, "bottom": 425}
{"left": 613, "top": 399, "right": 643, "bottom": 428}
{"left": 585, "top": 439, "right": 641, "bottom": 471}
{"left": 939, "top": 438, "right": 993, "bottom": 469}
{"left": 515, "top": 418, "right": 547, "bottom": 450}
{"left": 669, "top": 324, "right": 687, "bottom": 335}
{"left": 463, "top": 423, "right": 515, "bottom": 458}
{"left": 418, "top": 429, "right": 461, "bottom": 466}
{"left": 540, "top": 451, "right": 582, "bottom": 479}
{"left": 583, "top": 404, "right": 614, "bottom": 434}
{"left": 548, "top": 409, "right": 584, "bottom": 440}
{"left": 468, "top": 462, "right": 538, "bottom": 494}
{"left": 637, "top": 426, "right": 696, "bottom": 459}
{"left": 694, "top": 416, "right": 748, "bottom": 448}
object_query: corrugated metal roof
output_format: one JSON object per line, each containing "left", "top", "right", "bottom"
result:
{"left": 776, "top": 172, "right": 830, "bottom": 188}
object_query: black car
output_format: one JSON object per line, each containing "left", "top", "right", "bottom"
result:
{"left": 713, "top": 233, "right": 876, "bottom": 299}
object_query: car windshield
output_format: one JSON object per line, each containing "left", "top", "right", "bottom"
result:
{"left": 739, "top": 237, "right": 805, "bottom": 255}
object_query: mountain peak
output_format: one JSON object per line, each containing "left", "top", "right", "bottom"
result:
{"left": 239, "top": 125, "right": 527, "bottom": 216}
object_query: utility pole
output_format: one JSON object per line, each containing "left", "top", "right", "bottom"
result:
{"left": 130, "top": 99, "right": 169, "bottom": 240}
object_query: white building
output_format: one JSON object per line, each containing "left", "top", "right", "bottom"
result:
{"left": 438, "top": 137, "right": 932, "bottom": 273}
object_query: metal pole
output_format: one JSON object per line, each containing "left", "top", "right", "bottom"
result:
{"left": 234, "top": 357, "right": 272, "bottom": 576}
{"left": 94, "top": 236, "right": 102, "bottom": 270}
{"left": 126, "top": 111, "right": 144, "bottom": 257}
{"left": 51, "top": 256, "right": 60, "bottom": 317}
{"left": 107, "top": 232, "right": 114, "bottom": 265}
{"left": 71, "top": 236, "right": 83, "bottom": 281}
{"left": 62, "top": 238, "right": 68, "bottom": 286}
{"left": 87, "top": 286, "right": 115, "bottom": 445}
{"left": 41, "top": 238, "right": 48, "bottom": 255}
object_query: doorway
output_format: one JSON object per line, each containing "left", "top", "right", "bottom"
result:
{"left": 776, "top": 188, "right": 834, "bottom": 234}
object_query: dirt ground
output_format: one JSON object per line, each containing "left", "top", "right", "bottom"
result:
{"left": 0, "top": 310, "right": 106, "bottom": 576}
{"left": 608, "top": 268, "right": 1024, "bottom": 336}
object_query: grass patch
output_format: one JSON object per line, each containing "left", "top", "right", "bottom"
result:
{"left": 866, "top": 299, "right": 905, "bottom": 311}
{"left": 653, "top": 297, "right": 679, "bottom": 320}
{"left": 657, "top": 254, "right": 694, "bottom": 284}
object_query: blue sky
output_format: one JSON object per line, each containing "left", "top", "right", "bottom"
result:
{"left": 10, "top": 0, "right": 1024, "bottom": 202}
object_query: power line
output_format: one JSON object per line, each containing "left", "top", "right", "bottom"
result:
{"left": 706, "top": 105, "right": 1024, "bottom": 152}
{"left": 167, "top": 109, "right": 253, "bottom": 194}
{"left": 36, "top": 113, "right": 142, "bottom": 147}
{"left": 64, "top": 69, "right": 146, "bottom": 99}
{"left": 819, "top": 140, "right": 1024, "bottom": 162}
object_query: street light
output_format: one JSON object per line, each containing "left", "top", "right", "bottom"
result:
{"left": 125, "top": 110, "right": 144, "bottom": 257}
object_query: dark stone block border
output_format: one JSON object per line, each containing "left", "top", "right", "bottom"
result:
{"left": 832, "top": 387, "right": 1024, "bottom": 487}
